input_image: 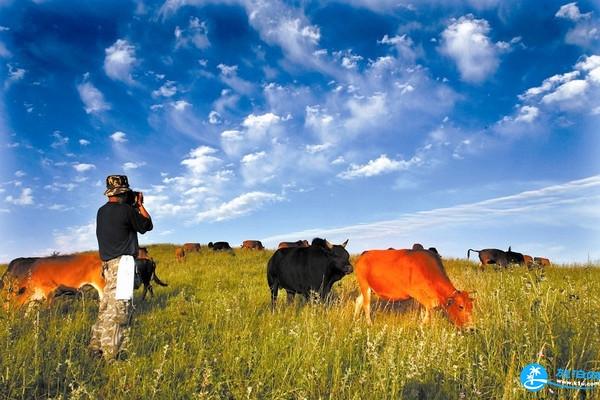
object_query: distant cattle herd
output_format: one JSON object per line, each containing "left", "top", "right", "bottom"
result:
{"left": 0, "top": 240, "right": 552, "bottom": 328}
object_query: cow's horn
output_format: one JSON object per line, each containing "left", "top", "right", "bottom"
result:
{"left": 342, "top": 239, "right": 349, "bottom": 248}
{"left": 325, "top": 240, "right": 333, "bottom": 249}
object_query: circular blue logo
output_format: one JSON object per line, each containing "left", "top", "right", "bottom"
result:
{"left": 520, "top": 363, "right": 548, "bottom": 392}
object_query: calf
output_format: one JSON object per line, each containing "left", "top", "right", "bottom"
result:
{"left": 175, "top": 247, "right": 186, "bottom": 263}
{"left": 354, "top": 249, "right": 474, "bottom": 327}
{"left": 267, "top": 238, "right": 352, "bottom": 309}
{"left": 134, "top": 258, "right": 168, "bottom": 300}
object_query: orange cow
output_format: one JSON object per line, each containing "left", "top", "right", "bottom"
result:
{"left": 183, "top": 243, "right": 201, "bottom": 253}
{"left": 534, "top": 257, "right": 550, "bottom": 267}
{"left": 175, "top": 247, "right": 186, "bottom": 263}
{"left": 354, "top": 249, "right": 474, "bottom": 327}
{"left": 1, "top": 252, "right": 104, "bottom": 307}
{"left": 523, "top": 255, "right": 533, "bottom": 267}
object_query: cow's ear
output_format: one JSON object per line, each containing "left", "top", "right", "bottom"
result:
{"left": 342, "top": 239, "right": 349, "bottom": 248}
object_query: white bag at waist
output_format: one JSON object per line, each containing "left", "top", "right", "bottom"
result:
{"left": 115, "top": 255, "right": 135, "bottom": 300}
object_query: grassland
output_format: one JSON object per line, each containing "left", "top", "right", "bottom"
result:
{"left": 0, "top": 244, "right": 598, "bottom": 399}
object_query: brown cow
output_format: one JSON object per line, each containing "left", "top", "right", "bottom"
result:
{"left": 523, "top": 255, "right": 534, "bottom": 267}
{"left": 1, "top": 252, "right": 104, "bottom": 307}
{"left": 277, "top": 240, "right": 309, "bottom": 249}
{"left": 183, "top": 243, "right": 201, "bottom": 253}
{"left": 241, "top": 240, "right": 264, "bottom": 250}
{"left": 354, "top": 249, "right": 474, "bottom": 327}
{"left": 175, "top": 247, "right": 186, "bottom": 263}
{"left": 412, "top": 243, "right": 424, "bottom": 250}
{"left": 534, "top": 257, "right": 550, "bottom": 267}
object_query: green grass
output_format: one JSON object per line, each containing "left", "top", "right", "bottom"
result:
{"left": 0, "top": 245, "right": 599, "bottom": 399}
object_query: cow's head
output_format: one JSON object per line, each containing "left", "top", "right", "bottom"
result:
{"left": 444, "top": 290, "right": 474, "bottom": 327}
{"left": 324, "top": 239, "right": 353, "bottom": 275}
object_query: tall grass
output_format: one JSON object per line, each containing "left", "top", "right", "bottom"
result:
{"left": 0, "top": 245, "right": 598, "bottom": 399}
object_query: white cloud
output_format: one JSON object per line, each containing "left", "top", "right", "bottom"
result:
{"left": 175, "top": 16, "right": 210, "bottom": 49}
{"left": 338, "top": 154, "right": 421, "bottom": 179}
{"left": 72, "top": 163, "right": 96, "bottom": 172}
{"left": 556, "top": 2, "right": 591, "bottom": 21}
{"left": 208, "top": 110, "right": 222, "bottom": 124}
{"left": 181, "top": 146, "right": 221, "bottom": 176}
{"left": 123, "top": 161, "right": 146, "bottom": 170}
{"left": 172, "top": 100, "right": 191, "bottom": 111}
{"left": 110, "top": 131, "right": 127, "bottom": 143}
{"left": 555, "top": 2, "right": 600, "bottom": 48}
{"left": 196, "top": 191, "right": 283, "bottom": 222}
{"left": 14, "top": 170, "right": 25, "bottom": 177}
{"left": 440, "top": 15, "right": 500, "bottom": 83}
{"left": 79, "top": 139, "right": 90, "bottom": 146}
{"left": 305, "top": 143, "right": 332, "bottom": 154}
{"left": 519, "top": 71, "right": 580, "bottom": 100}
{"left": 5, "top": 187, "right": 33, "bottom": 205}
{"left": 77, "top": 80, "right": 111, "bottom": 114}
{"left": 152, "top": 80, "right": 177, "bottom": 97}
{"left": 217, "top": 63, "right": 255, "bottom": 95}
{"left": 541, "top": 79, "right": 588, "bottom": 104}
{"left": 53, "top": 222, "right": 96, "bottom": 254}
{"left": 5, "top": 64, "right": 25, "bottom": 88}
{"left": 104, "top": 39, "right": 137, "bottom": 84}
{"left": 51, "top": 131, "right": 69, "bottom": 148}
{"left": 241, "top": 151, "right": 266, "bottom": 164}
{"left": 515, "top": 105, "right": 540, "bottom": 123}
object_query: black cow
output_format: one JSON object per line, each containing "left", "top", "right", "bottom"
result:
{"left": 267, "top": 238, "right": 353, "bottom": 309}
{"left": 208, "top": 241, "right": 233, "bottom": 251}
{"left": 134, "top": 258, "right": 168, "bottom": 300}
{"left": 468, "top": 248, "right": 509, "bottom": 267}
{"left": 506, "top": 246, "right": 525, "bottom": 265}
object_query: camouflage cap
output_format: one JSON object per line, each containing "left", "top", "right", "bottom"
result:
{"left": 104, "top": 175, "right": 131, "bottom": 196}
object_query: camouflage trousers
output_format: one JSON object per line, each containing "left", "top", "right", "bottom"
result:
{"left": 89, "top": 256, "right": 133, "bottom": 360}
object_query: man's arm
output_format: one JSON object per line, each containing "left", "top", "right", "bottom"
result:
{"left": 131, "top": 192, "right": 153, "bottom": 233}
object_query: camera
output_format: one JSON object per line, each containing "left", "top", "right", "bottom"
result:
{"left": 125, "top": 191, "right": 141, "bottom": 207}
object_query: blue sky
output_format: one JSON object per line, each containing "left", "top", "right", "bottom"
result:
{"left": 0, "top": 0, "right": 598, "bottom": 263}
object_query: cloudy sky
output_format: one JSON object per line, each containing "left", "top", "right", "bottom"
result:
{"left": 0, "top": 0, "right": 598, "bottom": 263}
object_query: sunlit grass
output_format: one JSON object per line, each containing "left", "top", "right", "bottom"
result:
{"left": 0, "top": 245, "right": 598, "bottom": 399}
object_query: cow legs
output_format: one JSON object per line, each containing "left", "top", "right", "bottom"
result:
{"left": 270, "top": 282, "right": 279, "bottom": 311}
{"left": 355, "top": 287, "right": 372, "bottom": 324}
{"left": 421, "top": 308, "right": 431, "bottom": 324}
{"left": 286, "top": 291, "right": 295, "bottom": 304}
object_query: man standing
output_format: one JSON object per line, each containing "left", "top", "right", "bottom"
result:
{"left": 90, "top": 175, "right": 153, "bottom": 360}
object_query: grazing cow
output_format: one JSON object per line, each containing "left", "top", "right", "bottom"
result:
{"left": 175, "top": 247, "right": 186, "bottom": 263}
{"left": 1, "top": 252, "right": 104, "bottom": 307}
{"left": 241, "top": 240, "right": 265, "bottom": 250}
{"left": 534, "top": 257, "right": 551, "bottom": 267}
{"left": 277, "top": 240, "right": 309, "bottom": 249}
{"left": 183, "top": 243, "right": 201, "bottom": 253}
{"left": 412, "top": 243, "right": 424, "bottom": 250}
{"left": 523, "top": 255, "right": 534, "bottom": 267}
{"left": 134, "top": 258, "right": 168, "bottom": 300}
{"left": 506, "top": 246, "right": 526, "bottom": 265}
{"left": 208, "top": 241, "right": 233, "bottom": 251}
{"left": 467, "top": 248, "right": 508, "bottom": 268}
{"left": 267, "top": 238, "right": 352, "bottom": 309}
{"left": 354, "top": 249, "right": 474, "bottom": 327}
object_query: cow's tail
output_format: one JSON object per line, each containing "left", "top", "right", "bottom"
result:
{"left": 152, "top": 272, "right": 168, "bottom": 287}
{"left": 467, "top": 249, "right": 480, "bottom": 260}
